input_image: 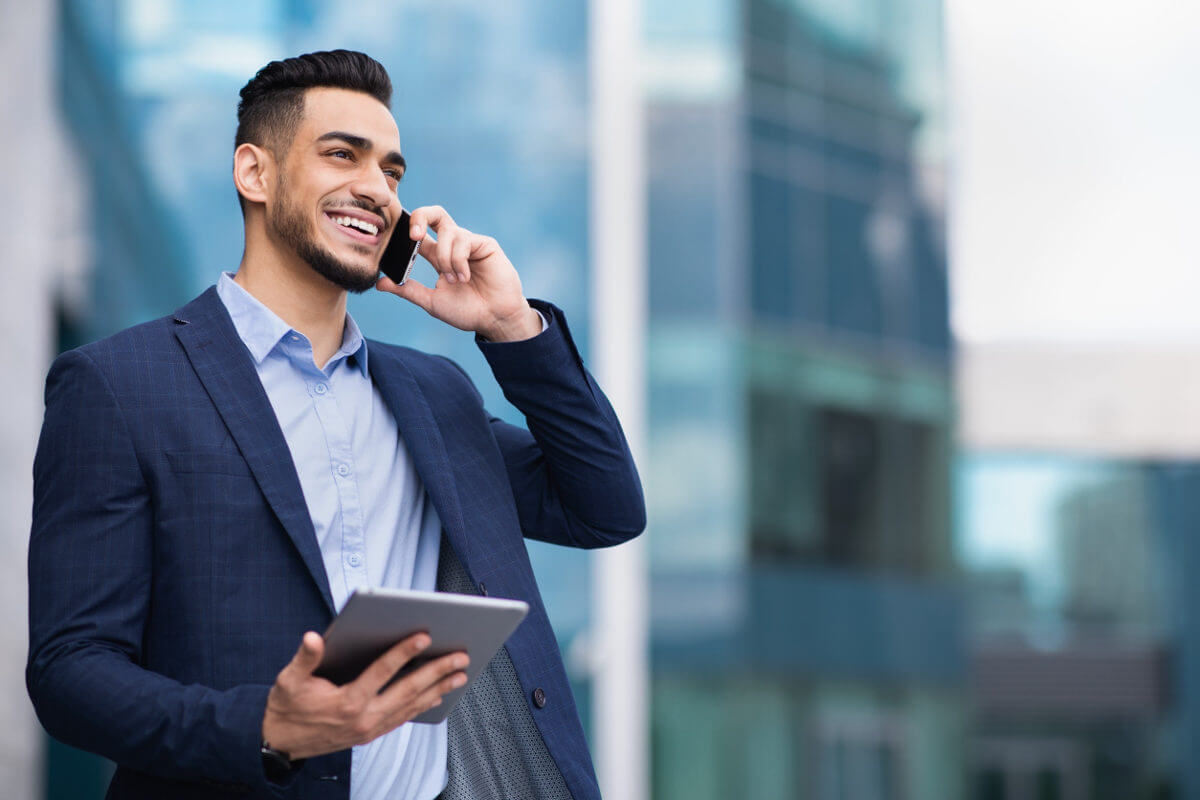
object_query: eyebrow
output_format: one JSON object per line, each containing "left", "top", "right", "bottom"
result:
{"left": 316, "top": 131, "right": 406, "bottom": 173}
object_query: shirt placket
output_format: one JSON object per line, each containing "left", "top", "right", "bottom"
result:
{"left": 305, "top": 361, "right": 369, "bottom": 602}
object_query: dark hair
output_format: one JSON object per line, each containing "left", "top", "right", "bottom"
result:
{"left": 234, "top": 50, "right": 393, "bottom": 211}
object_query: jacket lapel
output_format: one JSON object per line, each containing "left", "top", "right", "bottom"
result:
{"left": 172, "top": 287, "right": 336, "bottom": 614}
{"left": 367, "top": 344, "right": 477, "bottom": 572}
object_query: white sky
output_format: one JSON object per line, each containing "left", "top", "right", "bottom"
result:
{"left": 948, "top": 0, "right": 1200, "bottom": 345}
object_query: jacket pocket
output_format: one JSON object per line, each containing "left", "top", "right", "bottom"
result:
{"left": 165, "top": 448, "right": 253, "bottom": 477}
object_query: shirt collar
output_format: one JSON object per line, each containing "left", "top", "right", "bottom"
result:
{"left": 216, "top": 271, "right": 369, "bottom": 376}
{"left": 337, "top": 312, "right": 370, "bottom": 376}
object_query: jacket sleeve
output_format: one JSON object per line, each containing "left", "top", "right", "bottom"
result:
{"left": 27, "top": 348, "right": 279, "bottom": 794}
{"left": 473, "top": 299, "right": 646, "bottom": 548}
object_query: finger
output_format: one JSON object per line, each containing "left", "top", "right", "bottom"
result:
{"left": 434, "top": 228, "right": 457, "bottom": 283}
{"left": 468, "top": 233, "right": 500, "bottom": 263}
{"left": 289, "top": 631, "right": 324, "bottom": 677}
{"left": 379, "top": 275, "right": 435, "bottom": 314}
{"left": 408, "top": 205, "right": 451, "bottom": 239}
{"left": 413, "top": 229, "right": 444, "bottom": 274}
{"left": 450, "top": 231, "right": 472, "bottom": 283}
{"left": 354, "top": 632, "right": 432, "bottom": 694}
{"left": 377, "top": 651, "right": 469, "bottom": 708}
{"left": 383, "top": 666, "right": 469, "bottom": 727}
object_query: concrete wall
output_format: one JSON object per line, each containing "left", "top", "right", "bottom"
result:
{"left": 958, "top": 343, "right": 1200, "bottom": 458}
{"left": 0, "top": 0, "right": 87, "bottom": 795}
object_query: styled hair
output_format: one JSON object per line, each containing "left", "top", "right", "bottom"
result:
{"left": 234, "top": 50, "right": 393, "bottom": 211}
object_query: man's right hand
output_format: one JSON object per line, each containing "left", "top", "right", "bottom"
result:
{"left": 261, "top": 631, "right": 468, "bottom": 760}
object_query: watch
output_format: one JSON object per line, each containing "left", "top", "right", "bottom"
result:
{"left": 261, "top": 740, "right": 302, "bottom": 782}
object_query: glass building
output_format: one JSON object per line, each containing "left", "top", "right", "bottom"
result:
{"left": 49, "top": 0, "right": 958, "bottom": 797}
{"left": 960, "top": 454, "right": 1200, "bottom": 800}
{"left": 643, "top": 0, "right": 958, "bottom": 797}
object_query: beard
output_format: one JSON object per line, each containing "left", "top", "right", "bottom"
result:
{"left": 269, "top": 180, "right": 381, "bottom": 294}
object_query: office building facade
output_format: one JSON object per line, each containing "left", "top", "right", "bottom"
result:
{"left": 645, "top": 0, "right": 960, "bottom": 796}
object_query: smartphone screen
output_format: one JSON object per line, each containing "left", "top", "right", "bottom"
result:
{"left": 379, "top": 208, "right": 421, "bottom": 285}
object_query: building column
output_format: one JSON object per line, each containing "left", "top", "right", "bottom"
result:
{"left": 0, "top": 0, "right": 74, "bottom": 797}
{"left": 589, "top": 0, "right": 649, "bottom": 797}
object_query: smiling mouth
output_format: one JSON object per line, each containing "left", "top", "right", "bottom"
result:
{"left": 324, "top": 212, "right": 383, "bottom": 245}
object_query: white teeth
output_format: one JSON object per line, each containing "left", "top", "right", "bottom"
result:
{"left": 332, "top": 215, "right": 378, "bottom": 236}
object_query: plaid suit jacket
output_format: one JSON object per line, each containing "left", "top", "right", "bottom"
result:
{"left": 28, "top": 287, "right": 644, "bottom": 799}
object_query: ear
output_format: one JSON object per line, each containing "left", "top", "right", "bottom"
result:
{"left": 233, "top": 143, "right": 274, "bottom": 207}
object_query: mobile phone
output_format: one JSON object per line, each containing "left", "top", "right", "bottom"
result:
{"left": 379, "top": 208, "right": 421, "bottom": 285}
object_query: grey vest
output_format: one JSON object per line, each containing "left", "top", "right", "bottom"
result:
{"left": 435, "top": 538, "right": 574, "bottom": 800}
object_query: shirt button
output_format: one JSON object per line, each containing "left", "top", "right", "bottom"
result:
{"left": 336, "top": 464, "right": 350, "bottom": 477}
{"left": 347, "top": 553, "right": 362, "bottom": 567}
{"left": 314, "top": 383, "right": 328, "bottom": 395}
{"left": 479, "top": 582, "right": 488, "bottom": 597}
{"left": 290, "top": 334, "right": 301, "bottom": 342}
{"left": 532, "top": 688, "right": 547, "bottom": 708}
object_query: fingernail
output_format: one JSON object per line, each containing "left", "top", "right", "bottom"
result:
{"left": 457, "top": 272, "right": 467, "bottom": 282}
{"left": 453, "top": 675, "right": 467, "bottom": 688}
{"left": 446, "top": 273, "right": 457, "bottom": 284}
{"left": 410, "top": 225, "right": 420, "bottom": 238}
{"left": 417, "top": 635, "right": 431, "bottom": 650}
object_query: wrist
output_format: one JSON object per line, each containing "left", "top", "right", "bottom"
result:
{"left": 479, "top": 304, "right": 542, "bottom": 342}
{"left": 261, "top": 701, "right": 294, "bottom": 756}
{"left": 261, "top": 707, "right": 307, "bottom": 781}
{"left": 261, "top": 738, "right": 305, "bottom": 784}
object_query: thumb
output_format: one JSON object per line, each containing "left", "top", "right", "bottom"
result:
{"left": 290, "top": 631, "right": 324, "bottom": 676}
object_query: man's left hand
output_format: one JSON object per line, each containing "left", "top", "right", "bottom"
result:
{"left": 376, "top": 205, "right": 543, "bottom": 342}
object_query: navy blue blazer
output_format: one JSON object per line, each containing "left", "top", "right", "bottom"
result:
{"left": 28, "top": 287, "right": 644, "bottom": 799}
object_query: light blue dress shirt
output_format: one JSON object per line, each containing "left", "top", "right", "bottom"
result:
{"left": 217, "top": 272, "right": 447, "bottom": 800}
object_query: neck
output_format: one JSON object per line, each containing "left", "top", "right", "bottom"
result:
{"left": 235, "top": 224, "right": 348, "bottom": 370}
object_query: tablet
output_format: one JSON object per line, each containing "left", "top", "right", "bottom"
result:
{"left": 313, "top": 587, "right": 529, "bottom": 724}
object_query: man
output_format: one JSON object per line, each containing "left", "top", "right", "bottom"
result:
{"left": 28, "top": 50, "right": 644, "bottom": 800}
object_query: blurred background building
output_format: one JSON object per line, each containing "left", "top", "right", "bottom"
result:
{"left": 959, "top": 347, "right": 1200, "bottom": 800}
{"left": 643, "top": 0, "right": 959, "bottom": 797}
{"left": 951, "top": 0, "right": 1200, "bottom": 797}
{"left": 6, "top": 0, "right": 1200, "bottom": 798}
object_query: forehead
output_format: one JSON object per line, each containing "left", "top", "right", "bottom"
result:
{"left": 297, "top": 87, "right": 400, "bottom": 150}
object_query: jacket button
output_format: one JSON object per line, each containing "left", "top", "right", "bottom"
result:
{"left": 532, "top": 688, "right": 547, "bottom": 708}
{"left": 479, "top": 582, "right": 488, "bottom": 596}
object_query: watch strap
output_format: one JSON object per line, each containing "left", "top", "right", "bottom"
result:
{"left": 261, "top": 740, "right": 303, "bottom": 783}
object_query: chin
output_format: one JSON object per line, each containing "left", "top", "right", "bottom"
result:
{"left": 299, "top": 244, "right": 381, "bottom": 294}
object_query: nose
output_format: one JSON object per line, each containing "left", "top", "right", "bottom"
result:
{"left": 349, "top": 163, "right": 391, "bottom": 210}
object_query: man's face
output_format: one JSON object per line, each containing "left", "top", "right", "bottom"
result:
{"left": 268, "top": 87, "right": 405, "bottom": 293}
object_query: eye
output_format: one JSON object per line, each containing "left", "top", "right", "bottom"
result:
{"left": 327, "top": 149, "right": 354, "bottom": 161}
